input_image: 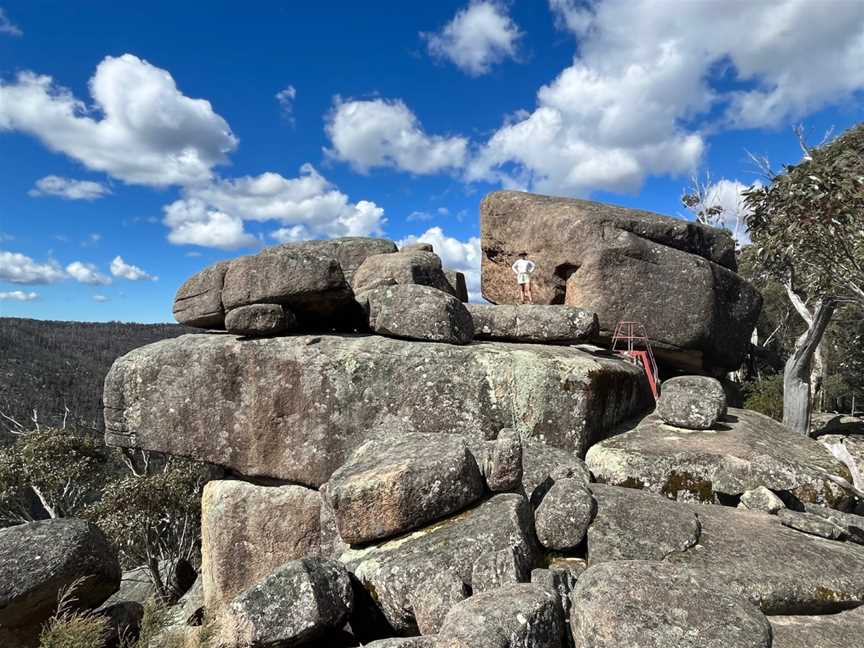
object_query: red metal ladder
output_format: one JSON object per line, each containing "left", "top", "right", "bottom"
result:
{"left": 611, "top": 321, "right": 660, "bottom": 401}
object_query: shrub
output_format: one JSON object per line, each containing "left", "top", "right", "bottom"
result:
{"left": 743, "top": 375, "right": 785, "bottom": 421}
{"left": 38, "top": 579, "right": 110, "bottom": 648}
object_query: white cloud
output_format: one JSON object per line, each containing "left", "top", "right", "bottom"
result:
{"left": 406, "top": 211, "right": 435, "bottom": 222}
{"left": 28, "top": 175, "right": 111, "bottom": 200}
{"left": 0, "top": 251, "right": 66, "bottom": 284}
{"left": 82, "top": 233, "right": 102, "bottom": 247}
{"left": 92, "top": 294, "right": 110, "bottom": 303}
{"left": 276, "top": 85, "right": 296, "bottom": 120}
{"left": 0, "top": 54, "right": 237, "bottom": 187}
{"left": 398, "top": 226, "right": 482, "bottom": 302}
{"left": 424, "top": 1, "right": 521, "bottom": 76}
{"left": 0, "top": 8, "right": 21, "bottom": 37}
{"left": 468, "top": 0, "right": 864, "bottom": 196}
{"left": 66, "top": 261, "right": 112, "bottom": 285}
{"left": 325, "top": 98, "right": 467, "bottom": 174}
{"left": 164, "top": 164, "right": 386, "bottom": 249}
{"left": 0, "top": 290, "right": 38, "bottom": 301}
{"left": 110, "top": 255, "right": 158, "bottom": 281}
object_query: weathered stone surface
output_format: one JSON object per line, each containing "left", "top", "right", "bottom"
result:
{"left": 224, "top": 303, "right": 295, "bottom": 336}
{"left": 353, "top": 250, "right": 456, "bottom": 296}
{"left": 402, "top": 242, "right": 434, "bottom": 252}
{"left": 362, "top": 284, "right": 474, "bottom": 344}
{"left": 279, "top": 237, "right": 398, "bottom": 286}
{"left": 324, "top": 432, "right": 485, "bottom": 544}
{"left": 220, "top": 558, "right": 353, "bottom": 648}
{"left": 820, "top": 433, "right": 864, "bottom": 492}
{"left": 410, "top": 570, "right": 469, "bottom": 635}
{"left": 740, "top": 486, "right": 785, "bottom": 513}
{"left": 364, "top": 639, "right": 436, "bottom": 648}
{"left": 221, "top": 245, "right": 353, "bottom": 324}
{"left": 105, "top": 334, "right": 649, "bottom": 485}
{"left": 535, "top": 479, "right": 596, "bottom": 551}
{"left": 656, "top": 375, "right": 726, "bottom": 430}
{"left": 770, "top": 606, "right": 864, "bottom": 648}
{"left": 437, "top": 583, "right": 564, "bottom": 648}
{"left": 586, "top": 408, "right": 852, "bottom": 507}
{"left": 0, "top": 519, "right": 121, "bottom": 628}
{"left": 173, "top": 260, "right": 230, "bottom": 329}
{"left": 201, "top": 480, "right": 341, "bottom": 611}
{"left": 471, "top": 546, "right": 531, "bottom": 593}
{"left": 802, "top": 503, "right": 864, "bottom": 544}
{"left": 570, "top": 561, "right": 772, "bottom": 648}
{"left": 481, "top": 190, "right": 759, "bottom": 371}
{"left": 173, "top": 577, "right": 204, "bottom": 626}
{"left": 467, "top": 304, "right": 598, "bottom": 345}
{"left": 531, "top": 561, "right": 584, "bottom": 648}
{"left": 475, "top": 428, "right": 523, "bottom": 492}
{"left": 444, "top": 270, "right": 468, "bottom": 302}
{"left": 587, "top": 484, "right": 701, "bottom": 564}
{"left": 777, "top": 509, "right": 846, "bottom": 540}
{"left": 521, "top": 441, "right": 592, "bottom": 509}
{"left": 340, "top": 494, "right": 540, "bottom": 633}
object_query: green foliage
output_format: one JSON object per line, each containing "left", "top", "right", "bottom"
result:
{"left": 38, "top": 579, "right": 110, "bottom": 648}
{"left": 743, "top": 375, "right": 785, "bottom": 421}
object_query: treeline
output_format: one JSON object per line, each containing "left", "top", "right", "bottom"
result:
{"left": 0, "top": 318, "right": 198, "bottom": 439}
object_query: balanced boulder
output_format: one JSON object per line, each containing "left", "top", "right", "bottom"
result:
{"left": 225, "top": 303, "right": 296, "bottom": 337}
{"left": 0, "top": 519, "right": 121, "bottom": 628}
{"left": 220, "top": 558, "right": 353, "bottom": 648}
{"left": 105, "top": 334, "right": 649, "bottom": 486}
{"left": 467, "top": 303, "right": 598, "bottom": 344}
{"left": 323, "top": 432, "right": 485, "bottom": 544}
{"left": 353, "top": 249, "right": 456, "bottom": 296}
{"left": 361, "top": 284, "right": 474, "bottom": 344}
{"left": 656, "top": 375, "right": 726, "bottom": 429}
{"left": 586, "top": 408, "right": 852, "bottom": 507}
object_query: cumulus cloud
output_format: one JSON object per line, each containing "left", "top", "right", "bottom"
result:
{"left": 0, "top": 8, "right": 22, "bottom": 36}
{"left": 325, "top": 98, "right": 467, "bottom": 174}
{"left": 424, "top": 1, "right": 521, "bottom": 76}
{"left": 164, "top": 164, "right": 386, "bottom": 249}
{"left": 110, "top": 255, "right": 158, "bottom": 281}
{"left": 398, "top": 226, "right": 482, "bottom": 302}
{"left": 0, "top": 54, "right": 237, "bottom": 187}
{"left": 28, "top": 175, "right": 111, "bottom": 200}
{"left": 0, "top": 290, "right": 38, "bottom": 301}
{"left": 0, "top": 251, "right": 66, "bottom": 284}
{"left": 65, "top": 261, "right": 112, "bottom": 285}
{"left": 468, "top": 0, "right": 864, "bottom": 196}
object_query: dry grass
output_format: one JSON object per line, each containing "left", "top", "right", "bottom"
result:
{"left": 38, "top": 578, "right": 110, "bottom": 648}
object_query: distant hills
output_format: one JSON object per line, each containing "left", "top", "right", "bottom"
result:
{"left": 0, "top": 318, "right": 197, "bottom": 439}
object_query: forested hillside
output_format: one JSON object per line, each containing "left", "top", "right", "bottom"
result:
{"left": 0, "top": 318, "right": 197, "bottom": 437}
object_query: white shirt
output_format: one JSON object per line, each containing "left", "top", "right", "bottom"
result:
{"left": 512, "top": 259, "right": 536, "bottom": 274}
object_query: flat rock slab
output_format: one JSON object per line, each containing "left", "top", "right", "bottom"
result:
{"left": 769, "top": 606, "right": 864, "bottom": 648}
{"left": 340, "top": 494, "right": 539, "bottom": 634}
{"left": 467, "top": 304, "right": 599, "bottom": 344}
{"left": 437, "top": 583, "right": 564, "bottom": 648}
{"left": 323, "top": 432, "right": 485, "bottom": 544}
{"left": 0, "top": 519, "right": 121, "bottom": 628}
{"left": 105, "top": 334, "right": 649, "bottom": 486}
{"left": 586, "top": 408, "right": 852, "bottom": 508}
{"left": 570, "top": 561, "right": 772, "bottom": 648}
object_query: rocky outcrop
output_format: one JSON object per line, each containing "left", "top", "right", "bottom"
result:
{"left": 0, "top": 519, "right": 121, "bottom": 628}
{"left": 224, "top": 303, "right": 296, "bottom": 336}
{"left": 353, "top": 250, "right": 456, "bottom": 296}
{"left": 201, "top": 480, "right": 342, "bottom": 611}
{"left": 105, "top": 334, "right": 649, "bottom": 485}
{"left": 323, "top": 432, "right": 485, "bottom": 544}
{"left": 480, "top": 190, "right": 761, "bottom": 371}
{"left": 656, "top": 375, "right": 727, "bottom": 430}
{"left": 570, "top": 561, "right": 772, "bottom": 648}
{"left": 586, "top": 408, "right": 852, "bottom": 507}
{"left": 361, "top": 284, "right": 474, "bottom": 344}
{"left": 467, "top": 304, "right": 598, "bottom": 344}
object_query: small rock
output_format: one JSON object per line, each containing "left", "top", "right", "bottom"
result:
{"left": 467, "top": 303, "right": 599, "bottom": 344}
{"left": 225, "top": 303, "right": 296, "bottom": 336}
{"left": 656, "top": 375, "right": 727, "bottom": 429}
{"left": 477, "top": 428, "right": 523, "bottom": 492}
{"left": 740, "top": 486, "right": 786, "bottom": 514}
{"left": 362, "top": 284, "right": 474, "bottom": 345}
{"left": 324, "top": 432, "right": 485, "bottom": 544}
{"left": 535, "top": 479, "right": 596, "bottom": 551}
{"left": 471, "top": 546, "right": 531, "bottom": 593}
{"left": 410, "top": 571, "right": 469, "bottom": 635}
{"left": 437, "top": 583, "right": 564, "bottom": 648}
{"left": 221, "top": 559, "right": 353, "bottom": 648}
{"left": 777, "top": 509, "right": 846, "bottom": 540}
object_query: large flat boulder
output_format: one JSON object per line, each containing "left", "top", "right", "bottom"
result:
{"left": 104, "top": 334, "right": 649, "bottom": 485}
{"left": 200, "top": 480, "right": 343, "bottom": 612}
{"left": 466, "top": 304, "right": 598, "bottom": 344}
{"left": 340, "top": 493, "right": 540, "bottom": 634}
{"left": 586, "top": 408, "right": 852, "bottom": 509}
{"left": 480, "top": 190, "right": 760, "bottom": 371}
{"left": 0, "top": 519, "right": 121, "bottom": 628}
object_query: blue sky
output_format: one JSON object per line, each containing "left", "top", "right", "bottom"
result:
{"left": 1, "top": 0, "right": 862, "bottom": 322}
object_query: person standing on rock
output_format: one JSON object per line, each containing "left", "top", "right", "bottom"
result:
{"left": 512, "top": 252, "right": 536, "bottom": 304}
